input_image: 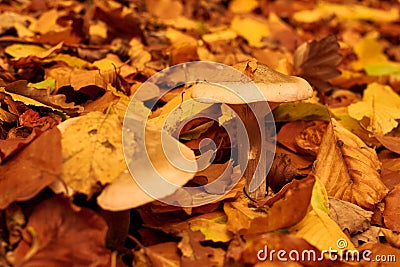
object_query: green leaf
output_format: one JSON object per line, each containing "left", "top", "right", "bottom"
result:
{"left": 273, "top": 102, "right": 330, "bottom": 122}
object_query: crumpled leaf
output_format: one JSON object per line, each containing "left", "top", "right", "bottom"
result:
{"left": 5, "top": 80, "right": 83, "bottom": 115}
{"left": 14, "top": 195, "right": 111, "bottom": 267}
{"left": 313, "top": 118, "right": 388, "bottom": 210}
{"left": 224, "top": 176, "right": 315, "bottom": 235}
{"left": 248, "top": 175, "right": 315, "bottom": 234}
{"left": 383, "top": 185, "right": 400, "bottom": 232}
{"left": 0, "top": 127, "right": 61, "bottom": 209}
{"left": 329, "top": 197, "right": 373, "bottom": 235}
{"left": 351, "top": 226, "right": 380, "bottom": 247}
{"left": 293, "top": 35, "right": 342, "bottom": 92}
{"left": 348, "top": 83, "right": 400, "bottom": 135}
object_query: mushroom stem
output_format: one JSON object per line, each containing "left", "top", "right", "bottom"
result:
{"left": 229, "top": 102, "right": 268, "bottom": 200}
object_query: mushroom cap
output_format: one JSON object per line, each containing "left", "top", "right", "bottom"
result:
{"left": 191, "top": 62, "right": 313, "bottom": 104}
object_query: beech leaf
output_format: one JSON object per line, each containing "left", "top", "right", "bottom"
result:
{"left": 328, "top": 197, "right": 373, "bottom": 235}
{"left": 293, "top": 35, "right": 342, "bottom": 92}
{"left": 313, "top": 118, "right": 388, "bottom": 210}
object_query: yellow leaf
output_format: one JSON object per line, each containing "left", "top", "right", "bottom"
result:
{"left": 166, "top": 28, "right": 198, "bottom": 46}
{"left": 188, "top": 212, "right": 232, "bottom": 242}
{"left": 294, "top": 3, "right": 399, "bottom": 23}
{"left": 59, "top": 112, "right": 126, "bottom": 195}
{"left": 230, "top": 15, "right": 269, "bottom": 48}
{"left": 229, "top": 0, "right": 259, "bottom": 14}
{"left": 313, "top": 119, "right": 388, "bottom": 210}
{"left": 290, "top": 209, "right": 355, "bottom": 254}
{"left": 202, "top": 29, "right": 237, "bottom": 43}
{"left": 348, "top": 83, "right": 400, "bottom": 135}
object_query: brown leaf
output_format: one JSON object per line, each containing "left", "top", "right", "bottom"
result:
{"left": 267, "top": 145, "right": 313, "bottom": 191}
{"left": 329, "top": 197, "right": 373, "bottom": 235}
{"left": 295, "top": 121, "right": 327, "bottom": 156}
{"left": 247, "top": 175, "right": 315, "bottom": 234}
{"left": 0, "top": 128, "right": 42, "bottom": 163}
{"left": 144, "top": 242, "right": 180, "bottom": 267}
{"left": 313, "top": 119, "right": 389, "bottom": 210}
{"left": 376, "top": 135, "right": 400, "bottom": 155}
{"left": 383, "top": 185, "right": 400, "bottom": 232}
{"left": 277, "top": 120, "right": 316, "bottom": 153}
{"left": 178, "top": 229, "right": 218, "bottom": 267}
{"left": 5, "top": 80, "right": 83, "bottom": 115}
{"left": 7, "top": 42, "right": 63, "bottom": 68}
{"left": 293, "top": 35, "right": 342, "bottom": 93}
{"left": 14, "top": 195, "right": 111, "bottom": 267}
{"left": 0, "top": 127, "right": 61, "bottom": 209}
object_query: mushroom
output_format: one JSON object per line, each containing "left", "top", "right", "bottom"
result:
{"left": 191, "top": 59, "right": 313, "bottom": 200}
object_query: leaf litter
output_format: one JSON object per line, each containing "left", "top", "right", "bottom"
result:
{"left": 0, "top": 0, "right": 399, "bottom": 266}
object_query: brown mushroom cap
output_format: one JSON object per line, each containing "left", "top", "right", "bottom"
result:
{"left": 191, "top": 62, "right": 313, "bottom": 104}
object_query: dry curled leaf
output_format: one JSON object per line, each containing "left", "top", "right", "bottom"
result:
{"left": 329, "top": 197, "right": 373, "bottom": 235}
{"left": 294, "top": 35, "right": 342, "bottom": 93}
{"left": 313, "top": 119, "right": 388, "bottom": 210}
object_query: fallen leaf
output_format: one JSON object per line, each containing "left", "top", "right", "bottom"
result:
{"left": 313, "top": 119, "right": 388, "bottom": 210}
{"left": 290, "top": 184, "right": 356, "bottom": 254}
{"left": 351, "top": 32, "right": 400, "bottom": 77}
{"left": 0, "top": 127, "right": 61, "bottom": 209}
{"left": 163, "top": 212, "right": 232, "bottom": 243}
{"left": 375, "top": 135, "right": 400, "bottom": 155}
{"left": 178, "top": 229, "right": 219, "bottom": 267}
{"left": 144, "top": 242, "right": 180, "bottom": 267}
{"left": 267, "top": 145, "right": 313, "bottom": 191}
{"left": 58, "top": 112, "right": 126, "bottom": 195}
{"left": 14, "top": 195, "right": 111, "bottom": 266}
{"left": 293, "top": 35, "right": 342, "bottom": 92}
{"left": 230, "top": 15, "right": 270, "bottom": 48}
{"left": 229, "top": 0, "right": 258, "bottom": 13}
{"left": 5, "top": 80, "right": 83, "bottom": 115}
{"left": 348, "top": 83, "right": 400, "bottom": 135}
{"left": 247, "top": 175, "right": 315, "bottom": 234}
{"left": 380, "top": 228, "right": 400, "bottom": 249}
{"left": 273, "top": 102, "right": 330, "bottom": 122}
{"left": 383, "top": 185, "right": 400, "bottom": 232}
{"left": 351, "top": 226, "right": 380, "bottom": 247}
{"left": 5, "top": 42, "right": 63, "bottom": 67}
{"left": 329, "top": 197, "right": 373, "bottom": 235}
